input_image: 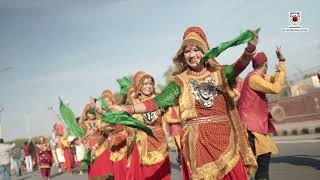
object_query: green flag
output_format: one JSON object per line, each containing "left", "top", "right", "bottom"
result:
{"left": 59, "top": 98, "right": 85, "bottom": 137}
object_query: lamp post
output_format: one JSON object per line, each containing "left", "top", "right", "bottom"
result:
{"left": 0, "top": 67, "right": 12, "bottom": 139}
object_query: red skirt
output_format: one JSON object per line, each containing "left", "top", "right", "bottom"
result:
{"left": 220, "top": 159, "right": 248, "bottom": 180}
{"left": 142, "top": 157, "right": 171, "bottom": 180}
{"left": 126, "top": 144, "right": 170, "bottom": 180}
{"left": 126, "top": 144, "right": 144, "bottom": 180}
{"left": 180, "top": 129, "right": 248, "bottom": 180}
{"left": 88, "top": 149, "right": 113, "bottom": 179}
{"left": 113, "top": 155, "right": 128, "bottom": 180}
{"left": 63, "top": 148, "right": 75, "bottom": 174}
{"left": 40, "top": 168, "right": 51, "bottom": 178}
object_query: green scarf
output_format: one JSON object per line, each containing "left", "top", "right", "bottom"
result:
{"left": 201, "top": 28, "right": 260, "bottom": 64}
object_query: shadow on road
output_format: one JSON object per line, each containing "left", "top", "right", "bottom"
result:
{"left": 271, "top": 155, "right": 320, "bottom": 170}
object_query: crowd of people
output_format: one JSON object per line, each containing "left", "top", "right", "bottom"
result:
{"left": 0, "top": 134, "right": 87, "bottom": 180}
{"left": 0, "top": 26, "right": 286, "bottom": 180}
{"left": 0, "top": 139, "right": 51, "bottom": 180}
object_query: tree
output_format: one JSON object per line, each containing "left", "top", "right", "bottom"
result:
{"left": 157, "top": 66, "right": 174, "bottom": 91}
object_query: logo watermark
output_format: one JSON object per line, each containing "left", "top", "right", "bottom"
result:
{"left": 281, "top": 11, "right": 309, "bottom": 32}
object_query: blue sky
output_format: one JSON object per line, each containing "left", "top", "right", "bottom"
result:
{"left": 0, "top": 0, "right": 319, "bottom": 140}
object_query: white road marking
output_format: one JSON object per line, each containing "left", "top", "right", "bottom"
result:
{"left": 275, "top": 139, "right": 320, "bottom": 144}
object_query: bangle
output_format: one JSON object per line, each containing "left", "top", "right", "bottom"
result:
{"left": 279, "top": 58, "right": 285, "bottom": 62}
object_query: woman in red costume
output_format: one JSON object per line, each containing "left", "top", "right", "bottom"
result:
{"left": 126, "top": 71, "right": 171, "bottom": 180}
{"left": 81, "top": 103, "right": 113, "bottom": 180}
{"left": 112, "top": 26, "right": 258, "bottom": 180}
{"left": 100, "top": 90, "right": 128, "bottom": 180}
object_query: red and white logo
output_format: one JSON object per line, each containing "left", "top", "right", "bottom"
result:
{"left": 282, "top": 11, "right": 308, "bottom": 32}
{"left": 289, "top": 12, "right": 301, "bottom": 26}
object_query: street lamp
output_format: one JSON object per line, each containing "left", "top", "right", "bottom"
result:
{"left": 0, "top": 67, "right": 12, "bottom": 139}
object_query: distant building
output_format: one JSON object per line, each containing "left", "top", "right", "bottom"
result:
{"left": 289, "top": 75, "right": 320, "bottom": 97}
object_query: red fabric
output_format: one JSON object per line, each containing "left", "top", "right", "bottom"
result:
{"left": 63, "top": 148, "right": 75, "bottom": 173}
{"left": 88, "top": 149, "right": 113, "bottom": 179}
{"left": 180, "top": 125, "right": 247, "bottom": 180}
{"left": 182, "top": 132, "right": 247, "bottom": 180}
{"left": 76, "top": 161, "right": 81, "bottom": 169}
{"left": 38, "top": 149, "right": 53, "bottom": 168}
{"left": 23, "top": 145, "right": 30, "bottom": 156}
{"left": 169, "top": 123, "right": 181, "bottom": 136}
{"left": 252, "top": 52, "right": 267, "bottom": 67}
{"left": 195, "top": 122, "right": 231, "bottom": 167}
{"left": 237, "top": 72, "right": 275, "bottom": 134}
{"left": 143, "top": 99, "right": 157, "bottom": 112}
{"left": 124, "top": 106, "right": 134, "bottom": 114}
{"left": 146, "top": 126, "right": 166, "bottom": 152}
{"left": 195, "top": 93, "right": 227, "bottom": 116}
{"left": 220, "top": 159, "right": 248, "bottom": 180}
{"left": 126, "top": 144, "right": 144, "bottom": 180}
{"left": 60, "top": 162, "right": 66, "bottom": 171}
{"left": 40, "top": 168, "right": 51, "bottom": 178}
{"left": 113, "top": 156, "right": 128, "bottom": 180}
{"left": 142, "top": 157, "right": 171, "bottom": 180}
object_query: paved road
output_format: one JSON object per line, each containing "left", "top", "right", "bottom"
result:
{"left": 270, "top": 134, "right": 320, "bottom": 180}
{"left": 12, "top": 134, "right": 320, "bottom": 180}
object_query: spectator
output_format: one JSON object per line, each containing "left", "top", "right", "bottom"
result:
{"left": 28, "top": 141, "right": 37, "bottom": 172}
{"left": 23, "top": 141, "right": 33, "bottom": 173}
{"left": 74, "top": 139, "right": 85, "bottom": 175}
{"left": 10, "top": 146, "right": 22, "bottom": 176}
{"left": 0, "top": 138, "right": 15, "bottom": 180}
